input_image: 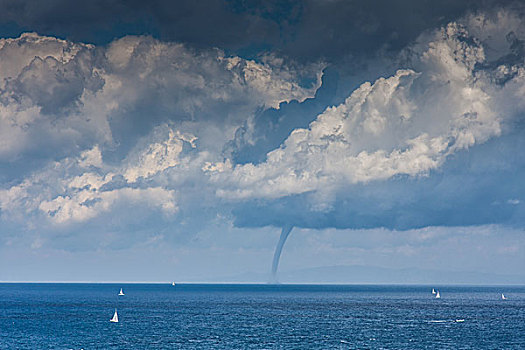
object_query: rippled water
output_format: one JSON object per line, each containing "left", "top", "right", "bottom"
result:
{"left": 1, "top": 284, "right": 524, "bottom": 349}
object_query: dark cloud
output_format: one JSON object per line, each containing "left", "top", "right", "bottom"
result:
{"left": 0, "top": 0, "right": 280, "bottom": 50}
{"left": 0, "top": 0, "right": 518, "bottom": 62}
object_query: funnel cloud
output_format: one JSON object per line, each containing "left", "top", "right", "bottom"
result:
{"left": 271, "top": 225, "right": 294, "bottom": 282}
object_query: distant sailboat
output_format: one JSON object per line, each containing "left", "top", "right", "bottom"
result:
{"left": 432, "top": 288, "right": 436, "bottom": 294}
{"left": 435, "top": 291, "right": 441, "bottom": 299}
{"left": 118, "top": 288, "right": 125, "bottom": 296}
{"left": 110, "top": 309, "right": 119, "bottom": 323}
{"left": 172, "top": 282, "right": 176, "bottom": 286}
{"left": 501, "top": 293, "right": 507, "bottom": 300}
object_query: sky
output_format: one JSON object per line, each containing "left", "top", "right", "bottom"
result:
{"left": 0, "top": 0, "right": 524, "bottom": 283}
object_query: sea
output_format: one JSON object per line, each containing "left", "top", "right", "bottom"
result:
{"left": 0, "top": 283, "right": 524, "bottom": 349}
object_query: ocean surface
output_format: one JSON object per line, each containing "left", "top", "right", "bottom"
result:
{"left": 0, "top": 284, "right": 524, "bottom": 349}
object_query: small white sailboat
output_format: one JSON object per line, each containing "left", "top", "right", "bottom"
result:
{"left": 110, "top": 309, "right": 119, "bottom": 323}
{"left": 432, "top": 288, "right": 436, "bottom": 294}
{"left": 501, "top": 293, "right": 507, "bottom": 300}
{"left": 172, "top": 282, "right": 176, "bottom": 286}
{"left": 118, "top": 288, "right": 125, "bottom": 296}
{"left": 435, "top": 291, "right": 441, "bottom": 299}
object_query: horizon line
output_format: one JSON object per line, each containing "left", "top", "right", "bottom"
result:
{"left": 1, "top": 281, "right": 524, "bottom": 286}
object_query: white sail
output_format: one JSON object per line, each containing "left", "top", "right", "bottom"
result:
{"left": 172, "top": 282, "right": 176, "bottom": 286}
{"left": 435, "top": 291, "right": 441, "bottom": 299}
{"left": 110, "top": 309, "right": 119, "bottom": 323}
{"left": 118, "top": 288, "right": 125, "bottom": 296}
{"left": 432, "top": 288, "right": 436, "bottom": 294}
{"left": 501, "top": 293, "right": 507, "bottom": 300}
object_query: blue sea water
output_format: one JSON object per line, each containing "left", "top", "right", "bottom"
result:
{"left": 0, "top": 284, "right": 524, "bottom": 349}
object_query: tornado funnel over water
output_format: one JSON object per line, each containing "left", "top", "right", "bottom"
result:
{"left": 271, "top": 225, "right": 294, "bottom": 283}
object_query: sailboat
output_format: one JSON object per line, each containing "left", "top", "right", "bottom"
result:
{"left": 172, "top": 282, "right": 176, "bottom": 286}
{"left": 118, "top": 288, "right": 125, "bottom": 296}
{"left": 432, "top": 288, "right": 436, "bottom": 294}
{"left": 110, "top": 309, "right": 119, "bottom": 323}
{"left": 501, "top": 293, "right": 507, "bottom": 300}
{"left": 435, "top": 291, "right": 441, "bottom": 299}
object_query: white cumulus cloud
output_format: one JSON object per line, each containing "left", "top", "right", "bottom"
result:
{"left": 0, "top": 33, "right": 322, "bottom": 163}
{"left": 212, "top": 21, "right": 521, "bottom": 202}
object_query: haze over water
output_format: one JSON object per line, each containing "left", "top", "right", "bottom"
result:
{"left": 1, "top": 283, "right": 524, "bottom": 349}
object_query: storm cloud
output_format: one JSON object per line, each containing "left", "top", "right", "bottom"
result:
{"left": 0, "top": 1, "right": 523, "bottom": 282}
